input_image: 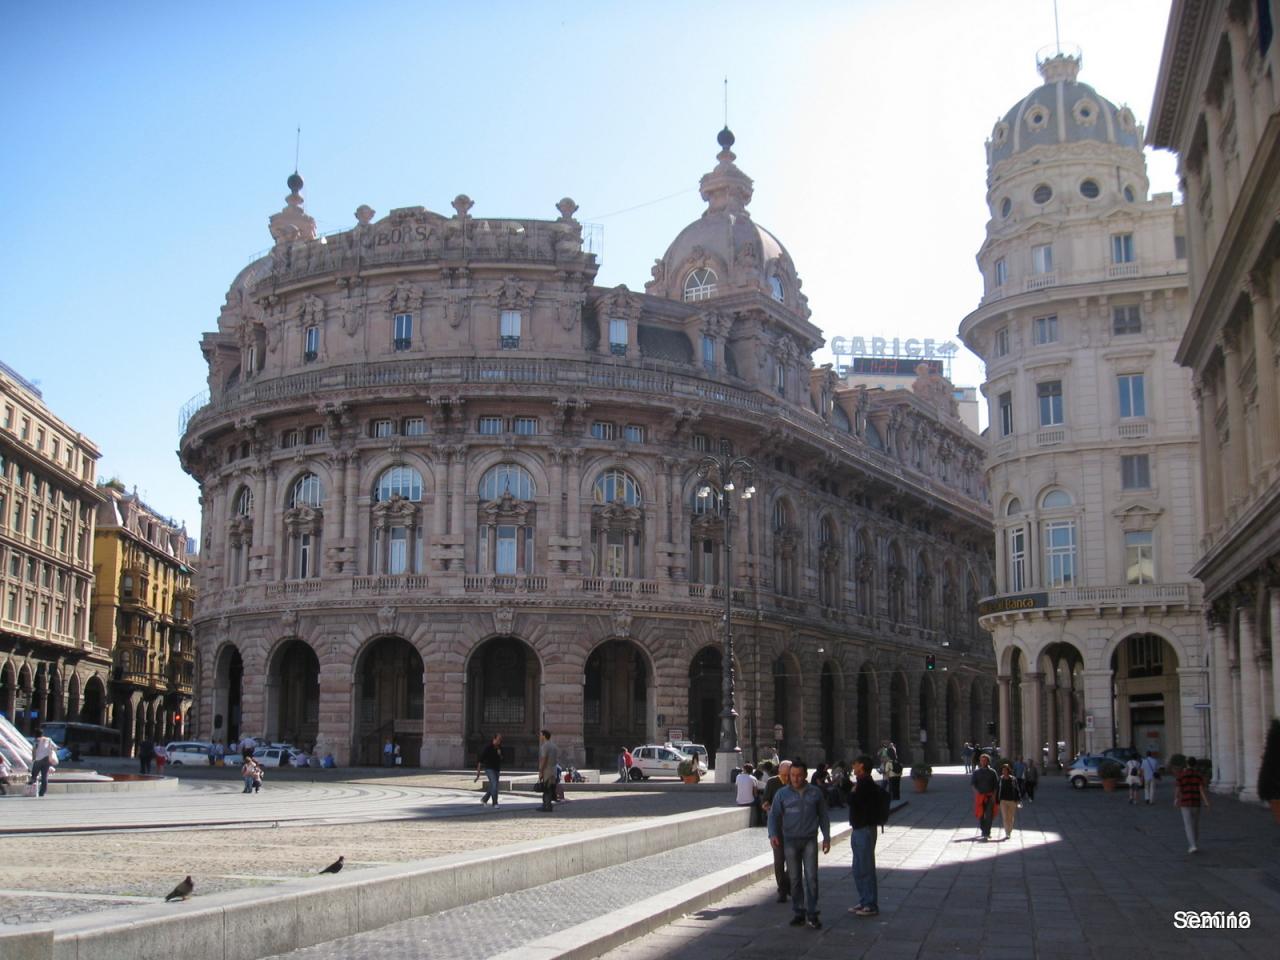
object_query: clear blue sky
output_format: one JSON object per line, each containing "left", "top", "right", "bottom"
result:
{"left": 0, "top": 1, "right": 1177, "bottom": 541}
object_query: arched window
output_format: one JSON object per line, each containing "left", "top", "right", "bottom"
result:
{"left": 477, "top": 464, "right": 536, "bottom": 577}
{"left": 376, "top": 466, "right": 423, "bottom": 503}
{"left": 1041, "top": 489, "right": 1072, "bottom": 509}
{"left": 917, "top": 555, "right": 934, "bottom": 629}
{"left": 371, "top": 466, "right": 425, "bottom": 575}
{"left": 887, "top": 543, "right": 906, "bottom": 622}
{"left": 227, "top": 486, "right": 254, "bottom": 586}
{"left": 818, "top": 516, "right": 840, "bottom": 608}
{"left": 1006, "top": 497, "right": 1022, "bottom": 515}
{"left": 235, "top": 487, "right": 254, "bottom": 516}
{"left": 593, "top": 469, "right": 641, "bottom": 506}
{"left": 772, "top": 499, "right": 797, "bottom": 596}
{"left": 689, "top": 487, "right": 724, "bottom": 585}
{"left": 290, "top": 473, "right": 323, "bottom": 508}
{"left": 285, "top": 473, "right": 324, "bottom": 579}
{"left": 1040, "top": 489, "right": 1076, "bottom": 587}
{"left": 683, "top": 267, "right": 718, "bottom": 303}
{"left": 591, "top": 470, "right": 643, "bottom": 578}
{"left": 479, "top": 464, "right": 534, "bottom": 501}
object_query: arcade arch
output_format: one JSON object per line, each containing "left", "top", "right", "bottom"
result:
{"left": 583, "top": 639, "right": 652, "bottom": 768}
{"left": 465, "top": 636, "right": 540, "bottom": 767}
{"left": 357, "top": 636, "right": 425, "bottom": 766}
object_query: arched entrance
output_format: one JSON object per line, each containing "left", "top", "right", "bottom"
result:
{"left": 583, "top": 639, "right": 650, "bottom": 769}
{"left": 358, "top": 636, "right": 425, "bottom": 766}
{"left": 214, "top": 645, "right": 244, "bottom": 745}
{"left": 856, "top": 663, "right": 877, "bottom": 755}
{"left": 67, "top": 673, "right": 82, "bottom": 723}
{"left": 79, "top": 676, "right": 104, "bottom": 727}
{"left": 919, "top": 674, "right": 937, "bottom": 763}
{"left": 0, "top": 662, "right": 16, "bottom": 725}
{"left": 772, "top": 654, "right": 803, "bottom": 758}
{"left": 15, "top": 665, "right": 33, "bottom": 733}
{"left": 1041, "top": 642, "right": 1084, "bottom": 766}
{"left": 1111, "top": 633, "right": 1181, "bottom": 759}
{"left": 268, "top": 640, "right": 320, "bottom": 747}
{"left": 889, "top": 670, "right": 909, "bottom": 763}
{"left": 688, "top": 647, "right": 722, "bottom": 759}
{"left": 820, "top": 662, "right": 838, "bottom": 763}
{"left": 466, "top": 636, "right": 542, "bottom": 767}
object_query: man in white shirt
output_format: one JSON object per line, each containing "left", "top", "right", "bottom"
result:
{"left": 736, "top": 762, "right": 762, "bottom": 823}
{"left": 30, "top": 727, "right": 58, "bottom": 797}
{"left": 1140, "top": 751, "right": 1160, "bottom": 805}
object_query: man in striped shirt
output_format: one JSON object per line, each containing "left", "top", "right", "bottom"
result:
{"left": 1174, "top": 758, "right": 1210, "bottom": 853}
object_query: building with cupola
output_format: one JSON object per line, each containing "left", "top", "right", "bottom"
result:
{"left": 960, "top": 52, "right": 1206, "bottom": 766}
{"left": 178, "top": 131, "right": 995, "bottom": 770}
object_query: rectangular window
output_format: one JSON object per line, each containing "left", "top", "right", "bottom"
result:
{"left": 1033, "top": 314, "right": 1058, "bottom": 345}
{"left": 393, "top": 313, "right": 413, "bottom": 351}
{"left": 372, "top": 419, "right": 394, "bottom": 438}
{"left": 2, "top": 405, "right": 11, "bottom": 429}
{"left": 591, "top": 421, "right": 617, "bottom": 441}
{"left": 608, "top": 318, "right": 627, "bottom": 356}
{"left": 495, "top": 525, "right": 518, "bottom": 575}
{"left": 1117, "top": 374, "right": 1146, "bottom": 418}
{"left": 35, "top": 428, "right": 45, "bottom": 451}
{"left": 624, "top": 425, "right": 645, "bottom": 443}
{"left": 513, "top": 417, "right": 537, "bottom": 436}
{"left": 307, "top": 425, "right": 328, "bottom": 444}
{"left": 1111, "top": 233, "right": 1135, "bottom": 263}
{"left": 775, "top": 364, "right": 786, "bottom": 395}
{"left": 5, "top": 591, "right": 15, "bottom": 621}
{"left": 1008, "top": 526, "right": 1026, "bottom": 592}
{"left": 477, "top": 416, "right": 503, "bottom": 435}
{"left": 998, "top": 392, "right": 1014, "bottom": 437}
{"left": 1037, "top": 381, "right": 1064, "bottom": 426}
{"left": 500, "top": 310, "right": 521, "bottom": 349}
{"left": 702, "top": 335, "right": 715, "bottom": 370}
{"left": 1125, "top": 531, "right": 1154, "bottom": 584}
{"left": 692, "top": 434, "right": 708, "bottom": 452}
{"left": 20, "top": 417, "right": 30, "bottom": 441}
{"left": 402, "top": 418, "right": 426, "bottom": 436}
{"left": 388, "top": 527, "right": 408, "bottom": 575}
{"left": 22, "top": 594, "right": 33, "bottom": 625}
{"left": 1121, "top": 453, "right": 1151, "bottom": 489}
{"left": 994, "top": 327, "right": 1009, "bottom": 357}
{"left": 282, "top": 429, "right": 300, "bottom": 448}
{"left": 1032, "top": 244, "right": 1053, "bottom": 274}
{"left": 994, "top": 258, "right": 1007, "bottom": 287}
{"left": 1112, "top": 304, "right": 1142, "bottom": 335}
{"left": 39, "top": 601, "right": 48, "bottom": 629}
{"left": 304, "top": 325, "right": 319, "bottom": 361}
{"left": 1174, "top": 235, "right": 1187, "bottom": 260}
{"left": 1044, "top": 520, "right": 1077, "bottom": 587}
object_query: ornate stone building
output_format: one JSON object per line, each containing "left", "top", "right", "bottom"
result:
{"left": 178, "top": 131, "right": 995, "bottom": 769}
{"left": 960, "top": 54, "right": 1207, "bottom": 766}
{"left": 1151, "top": 0, "right": 1280, "bottom": 799}
{"left": 0, "top": 361, "right": 105, "bottom": 733}
{"left": 91, "top": 481, "right": 196, "bottom": 755}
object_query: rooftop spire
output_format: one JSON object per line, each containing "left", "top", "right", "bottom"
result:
{"left": 699, "top": 127, "right": 753, "bottom": 216}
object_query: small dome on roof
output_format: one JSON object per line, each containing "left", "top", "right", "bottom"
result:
{"left": 646, "top": 130, "right": 807, "bottom": 317}
{"left": 988, "top": 54, "right": 1142, "bottom": 168}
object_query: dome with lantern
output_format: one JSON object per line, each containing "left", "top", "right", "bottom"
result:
{"left": 987, "top": 52, "right": 1143, "bottom": 170}
{"left": 646, "top": 128, "right": 808, "bottom": 319}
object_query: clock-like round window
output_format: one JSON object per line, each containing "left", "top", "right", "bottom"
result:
{"left": 1033, "top": 184, "right": 1053, "bottom": 205}
{"left": 1079, "top": 179, "right": 1100, "bottom": 199}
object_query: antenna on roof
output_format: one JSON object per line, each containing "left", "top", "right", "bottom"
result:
{"left": 723, "top": 76, "right": 728, "bottom": 128}
{"left": 294, "top": 125, "right": 301, "bottom": 172}
{"left": 1053, "top": 0, "right": 1061, "bottom": 54}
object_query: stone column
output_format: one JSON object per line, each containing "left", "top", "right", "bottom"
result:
{"left": 1271, "top": 589, "right": 1280, "bottom": 723}
{"left": 449, "top": 445, "right": 467, "bottom": 538}
{"left": 1247, "top": 276, "right": 1279, "bottom": 471}
{"left": 1021, "top": 672, "right": 1043, "bottom": 765}
{"left": 431, "top": 448, "right": 448, "bottom": 540}
{"left": 329, "top": 452, "right": 347, "bottom": 541}
{"left": 343, "top": 453, "right": 360, "bottom": 557}
{"left": 548, "top": 448, "right": 565, "bottom": 540}
{"left": 566, "top": 449, "right": 582, "bottom": 540}
{"left": 262, "top": 465, "right": 278, "bottom": 579}
{"left": 1183, "top": 170, "right": 1206, "bottom": 290}
{"left": 1210, "top": 617, "right": 1238, "bottom": 792}
{"left": 1082, "top": 669, "right": 1115, "bottom": 754}
{"left": 1238, "top": 604, "right": 1263, "bottom": 801}
{"left": 1226, "top": 19, "right": 1258, "bottom": 156}
{"left": 1202, "top": 97, "right": 1230, "bottom": 242}
{"left": 1195, "top": 379, "right": 1224, "bottom": 532}
{"left": 997, "top": 675, "right": 1012, "bottom": 756}
{"left": 1220, "top": 330, "right": 1249, "bottom": 506}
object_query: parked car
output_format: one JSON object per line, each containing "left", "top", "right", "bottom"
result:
{"left": 1100, "top": 747, "right": 1141, "bottom": 764}
{"left": 164, "top": 741, "right": 214, "bottom": 765}
{"left": 628, "top": 744, "right": 705, "bottom": 780}
{"left": 255, "top": 746, "right": 305, "bottom": 768}
{"left": 1066, "top": 754, "right": 1107, "bottom": 789}
{"left": 672, "top": 742, "right": 709, "bottom": 765}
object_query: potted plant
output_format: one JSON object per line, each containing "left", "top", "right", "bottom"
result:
{"left": 678, "top": 756, "right": 701, "bottom": 784}
{"left": 1098, "top": 759, "right": 1123, "bottom": 792}
{"left": 910, "top": 764, "right": 932, "bottom": 792}
{"left": 1259, "top": 718, "right": 1280, "bottom": 823}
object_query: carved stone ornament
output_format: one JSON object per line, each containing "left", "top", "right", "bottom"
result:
{"left": 481, "top": 492, "right": 531, "bottom": 522}
{"left": 611, "top": 607, "right": 633, "bottom": 638}
{"left": 297, "top": 294, "right": 325, "bottom": 328}
{"left": 387, "top": 280, "right": 424, "bottom": 317}
{"left": 283, "top": 504, "right": 323, "bottom": 535}
{"left": 445, "top": 291, "right": 471, "bottom": 329}
{"left": 494, "top": 605, "right": 515, "bottom": 635}
{"left": 452, "top": 194, "right": 474, "bottom": 219}
{"left": 556, "top": 296, "right": 581, "bottom": 332}
{"left": 339, "top": 300, "right": 364, "bottom": 338}
{"left": 281, "top": 609, "right": 299, "bottom": 635}
{"left": 856, "top": 555, "right": 875, "bottom": 583}
{"left": 376, "top": 605, "right": 397, "bottom": 634}
{"left": 497, "top": 275, "right": 537, "bottom": 309}
{"left": 372, "top": 495, "right": 418, "bottom": 530}
{"left": 354, "top": 205, "right": 375, "bottom": 225}
{"left": 593, "top": 498, "right": 643, "bottom": 532}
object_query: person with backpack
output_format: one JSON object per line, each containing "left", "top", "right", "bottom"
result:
{"left": 846, "top": 755, "right": 882, "bottom": 917}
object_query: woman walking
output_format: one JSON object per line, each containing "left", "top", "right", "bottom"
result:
{"left": 997, "top": 763, "right": 1020, "bottom": 839}
{"left": 1124, "top": 756, "right": 1142, "bottom": 805}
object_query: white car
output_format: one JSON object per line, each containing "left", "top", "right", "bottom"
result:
{"left": 255, "top": 746, "right": 306, "bottom": 768}
{"left": 164, "top": 741, "right": 213, "bottom": 765}
{"left": 628, "top": 744, "right": 707, "bottom": 780}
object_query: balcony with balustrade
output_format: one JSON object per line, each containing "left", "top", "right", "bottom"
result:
{"left": 978, "top": 581, "right": 1201, "bottom": 628}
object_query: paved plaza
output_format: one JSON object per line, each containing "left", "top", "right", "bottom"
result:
{"left": 4, "top": 766, "right": 1278, "bottom": 959}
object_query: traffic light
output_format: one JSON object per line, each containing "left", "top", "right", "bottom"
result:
{"left": 925, "top": 655, "right": 936, "bottom": 671}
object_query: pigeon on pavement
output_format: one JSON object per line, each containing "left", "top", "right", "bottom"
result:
{"left": 165, "top": 876, "right": 194, "bottom": 901}
{"left": 319, "top": 856, "right": 345, "bottom": 874}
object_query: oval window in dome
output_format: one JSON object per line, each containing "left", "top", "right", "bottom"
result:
{"left": 1033, "top": 184, "right": 1053, "bottom": 205}
{"left": 1079, "top": 179, "right": 1100, "bottom": 199}
{"left": 769, "top": 275, "right": 785, "bottom": 303}
{"left": 1000, "top": 197, "right": 1012, "bottom": 218}
{"left": 683, "top": 268, "right": 718, "bottom": 303}
{"left": 1123, "top": 185, "right": 1136, "bottom": 203}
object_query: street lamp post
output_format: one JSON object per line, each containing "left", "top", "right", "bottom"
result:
{"left": 696, "top": 454, "right": 755, "bottom": 784}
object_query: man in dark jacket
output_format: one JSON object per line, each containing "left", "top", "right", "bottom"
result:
{"left": 847, "top": 755, "right": 880, "bottom": 917}
{"left": 970, "top": 753, "right": 998, "bottom": 840}
{"left": 761, "top": 760, "right": 791, "bottom": 902}
{"left": 476, "top": 733, "right": 503, "bottom": 807}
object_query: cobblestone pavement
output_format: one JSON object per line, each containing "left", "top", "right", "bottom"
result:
{"left": 600, "top": 770, "right": 1280, "bottom": 960}
{"left": 264, "top": 823, "right": 780, "bottom": 960}
{"left": 0, "top": 775, "right": 718, "bottom": 921}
